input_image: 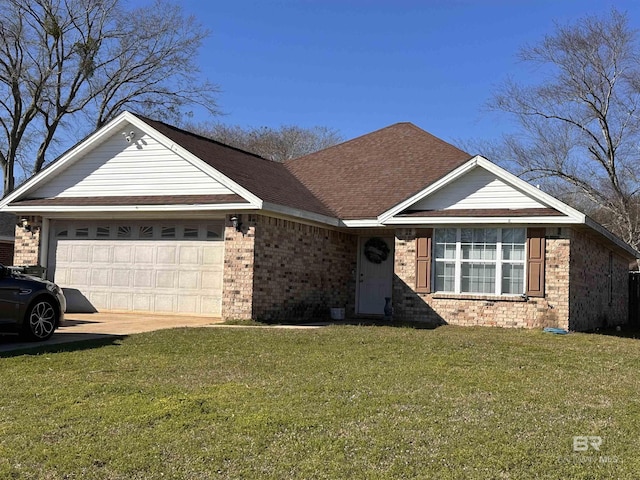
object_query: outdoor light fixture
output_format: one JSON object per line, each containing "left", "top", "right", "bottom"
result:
{"left": 122, "top": 131, "right": 135, "bottom": 142}
{"left": 230, "top": 215, "right": 242, "bottom": 232}
{"left": 18, "top": 217, "right": 33, "bottom": 233}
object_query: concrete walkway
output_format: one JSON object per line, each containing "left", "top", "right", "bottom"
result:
{"left": 0, "top": 312, "right": 223, "bottom": 354}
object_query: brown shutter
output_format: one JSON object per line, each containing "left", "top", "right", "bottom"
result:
{"left": 416, "top": 229, "right": 433, "bottom": 293}
{"left": 526, "top": 228, "right": 546, "bottom": 297}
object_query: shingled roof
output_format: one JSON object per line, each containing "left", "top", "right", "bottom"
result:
{"left": 284, "top": 123, "right": 471, "bottom": 219}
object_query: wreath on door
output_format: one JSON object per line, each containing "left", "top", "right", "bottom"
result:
{"left": 364, "top": 237, "right": 390, "bottom": 264}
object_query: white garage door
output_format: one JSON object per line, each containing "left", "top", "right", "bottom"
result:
{"left": 48, "top": 220, "right": 224, "bottom": 315}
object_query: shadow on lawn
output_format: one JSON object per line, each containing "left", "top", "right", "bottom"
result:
{"left": 0, "top": 334, "right": 126, "bottom": 358}
{"left": 586, "top": 325, "right": 640, "bottom": 340}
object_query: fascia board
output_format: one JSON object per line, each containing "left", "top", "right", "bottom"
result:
{"left": 341, "top": 219, "right": 386, "bottom": 227}
{"left": 383, "top": 216, "right": 582, "bottom": 225}
{"left": 261, "top": 202, "right": 341, "bottom": 227}
{"left": 584, "top": 216, "right": 640, "bottom": 259}
{"left": 377, "top": 157, "right": 478, "bottom": 222}
{"left": 4, "top": 203, "right": 256, "bottom": 214}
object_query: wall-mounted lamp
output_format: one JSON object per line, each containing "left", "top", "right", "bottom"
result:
{"left": 18, "top": 217, "right": 35, "bottom": 234}
{"left": 122, "top": 131, "right": 136, "bottom": 142}
{"left": 230, "top": 215, "right": 243, "bottom": 232}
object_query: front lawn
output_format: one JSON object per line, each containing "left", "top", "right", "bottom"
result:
{"left": 1, "top": 325, "right": 639, "bottom": 479}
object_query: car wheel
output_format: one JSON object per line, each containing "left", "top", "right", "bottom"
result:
{"left": 23, "top": 299, "right": 58, "bottom": 341}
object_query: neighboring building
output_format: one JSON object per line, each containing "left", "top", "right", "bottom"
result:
{"left": 0, "top": 112, "right": 636, "bottom": 331}
{"left": 0, "top": 212, "right": 16, "bottom": 266}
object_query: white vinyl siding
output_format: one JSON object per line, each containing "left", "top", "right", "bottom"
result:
{"left": 411, "top": 167, "right": 545, "bottom": 211}
{"left": 434, "top": 227, "right": 526, "bottom": 295}
{"left": 31, "top": 124, "right": 234, "bottom": 198}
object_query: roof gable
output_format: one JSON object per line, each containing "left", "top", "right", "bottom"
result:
{"left": 29, "top": 121, "right": 235, "bottom": 199}
{"left": 380, "top": 156, "right": 586, "bottom": 223}
{"left": 285, "top": 122, "right": 471, "bottom": 219}
{"left": 409, "top": 165, "right": 546, "bottom": 211}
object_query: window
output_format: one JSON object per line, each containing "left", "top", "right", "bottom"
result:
{"left": 183, "top": 227, "right": 199, "bottom": 238}
{"left": 75, "top": 227, "right": 89, "bottom": 238}
{"left": 97, "top": 226, "right": 110, "bottom": 238}
{"left": 117, "top": 226, "right": 132, "bottom": 238}
{"left": 434, "top": 227, "right": 526, "bottom": 295}
{"left": 139, "top": 226, "right": 154, "bottom": 238}
{"left": 161, "top": 226, "right": 176, "bottom": 238}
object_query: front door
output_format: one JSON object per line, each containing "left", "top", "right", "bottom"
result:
{"left": 357, "top": 236, "right": 394, "bottom": 315}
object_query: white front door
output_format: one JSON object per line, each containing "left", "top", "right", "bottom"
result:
{"left": 357, "top": 236, "right": 394, "bottom": 315}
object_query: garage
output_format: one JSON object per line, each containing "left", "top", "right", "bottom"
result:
{"left": 48, "top": 220, "right": 224, "bottom": 315}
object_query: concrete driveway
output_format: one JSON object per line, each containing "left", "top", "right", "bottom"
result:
{"left": 0, "top": 312, "right": 222, "bottom": 353}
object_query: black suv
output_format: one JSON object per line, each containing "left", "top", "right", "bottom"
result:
{"left": 0, "top": 266, "right": 66, "bottom": 341}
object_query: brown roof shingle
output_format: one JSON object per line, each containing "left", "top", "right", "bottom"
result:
{"left": 284, "top": 123, "right": 471, "bottom": 219}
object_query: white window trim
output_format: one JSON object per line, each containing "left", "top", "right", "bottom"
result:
{"left": 434, "top": 227, "right": 527, "bottom": 296}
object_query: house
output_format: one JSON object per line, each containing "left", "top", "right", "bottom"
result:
{"left": 0, "top": 111, "right": 636, "bottom": 331}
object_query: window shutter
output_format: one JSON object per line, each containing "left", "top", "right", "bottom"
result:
{"left": 416, "top": 229, "right": 432, "bottom": 293}
{"left": 526, "top": 228, "right": 546, "bottom": 297}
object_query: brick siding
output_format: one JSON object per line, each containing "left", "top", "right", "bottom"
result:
{"left": 0, "top": 241, "right": 14, "bottom": 266}
{"left": 13, "top": 216, "right": 42, "bottom": 266}
{"left": 222, "top": 214, "right": 357, "bottom": 321}
{"left": 393, "top": 226, "right": 630, "bottom": 331}
{"left": 568, "top": 228, "right": 628, "bottom": 330}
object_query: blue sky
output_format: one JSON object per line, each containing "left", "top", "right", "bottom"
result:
{"left": 180, "top": 0, "right": 640, "bottom": 146}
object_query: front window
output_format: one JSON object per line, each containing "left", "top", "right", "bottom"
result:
{"left": 434, "top": 227, "right": 526, "bottom": 295}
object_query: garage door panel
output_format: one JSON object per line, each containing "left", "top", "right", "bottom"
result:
{"left": 155, "top": 270, "right": 176, "bottom": 288}
{"left": 178, "top": 271, "right": 200, "bottom": 289}
{"left": 134, "top": 270, "right": 153, "bottom": 288}
{"left": 202, "top": 271, "right": 222, "bottom": 289}
{"left": 90, "top": 269, "right": 110, "bottom": 287}
{"left": 155, "top": 294, "right": 176, "bottom": 312}
{"left": 71, "top": 245, "right": 91, "bottom": 262}
{"left": 134, "top": 245, "right": 154, "bottom": 263}
{"left": 50, "top": 221, "right": 224, "bottom": 316}
{"left": 133, "top": 295, "right": 152, "bottom": 311}
{"left": 92, "top": 245, "right": 112, "bottom": 263}
{"left": 178, "top": 296, "right": 198, "bottom": 313}
{"left": 157, "top": 246, "right": 177, "bottom": 264}
{"left": 114, "top": 247, "right": 133, "bottom": 263}
{"left": 179, "top": 246, "right": 200, "bottom": 264}
{"left": 70, "top": 268, "right": 89, "bottom": 284}
{"left": 89, "top": 291, "right": 110, "bottom": 310}
{"left": 202, "top": 247, "right": 223, "bottom": 265}
{"left": 111, "top": 269, "right": 132, "bottom": 287}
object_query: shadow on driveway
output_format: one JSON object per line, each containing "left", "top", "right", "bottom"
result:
{"left": 0, "top": 312, "right": 221, "bottom": 355}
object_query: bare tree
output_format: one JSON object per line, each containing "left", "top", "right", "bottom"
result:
{"left": 192, "top": 123, "right": 343, "bottom": 162}
{"left": 0, "top": 0, "right": 218, "bottom": 194}
{"left": 488, "top": 9, "right": 640, "bottom": 249}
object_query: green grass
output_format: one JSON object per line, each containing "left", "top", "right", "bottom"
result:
{"left": 1, "top": 325, "right": 640, "bottom": 479}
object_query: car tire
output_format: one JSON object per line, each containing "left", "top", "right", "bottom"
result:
{"left": 22, "top": 298, "right": 58, "bottom": 341}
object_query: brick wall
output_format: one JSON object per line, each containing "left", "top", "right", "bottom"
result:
{"left": 13, "top": 216, "right": 42, "bottom": 266}
{"left": 0, "top": 241, "right": 14, "bottom": 266}
{"left": 568, "top": 228, "right": 628, "bottom": 330}
{"left": 393, "top": 227, "right": 570, "bottom": 329}
{"left": 222, "top": 214, "right": 357, "bottom": 322}
{"left": 221, "top": 214, "right": 257, "bottom": 320}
